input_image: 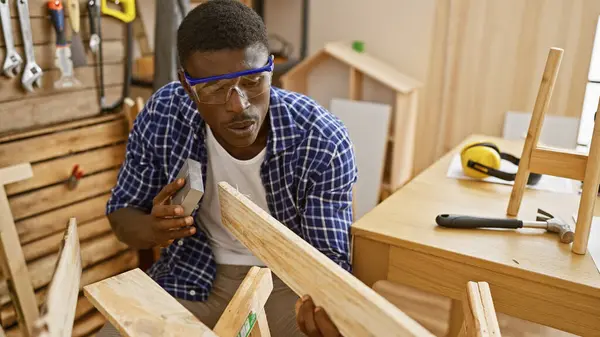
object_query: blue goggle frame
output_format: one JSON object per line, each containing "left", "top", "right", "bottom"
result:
{"left": 183, "top": 55, "right": 275, "bottom": 86}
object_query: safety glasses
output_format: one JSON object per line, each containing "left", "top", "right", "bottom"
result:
{"left": 182, "top": 55, "right": 274, "bottom": 104}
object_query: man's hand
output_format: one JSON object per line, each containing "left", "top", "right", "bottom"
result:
{"left": 295, "top": 295, "right": 341, "bottom": 337}
{"left": 148, "top": 178, "right": 196, "bottom": 247}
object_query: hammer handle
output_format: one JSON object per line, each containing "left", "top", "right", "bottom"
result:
{"left": 436, "top": 214, "right": 523, "bottom": 229}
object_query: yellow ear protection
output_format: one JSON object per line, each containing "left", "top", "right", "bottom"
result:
{"left": 460, "top": 142, "right": 542, "bottom": 185}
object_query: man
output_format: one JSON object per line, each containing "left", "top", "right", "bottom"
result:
{"left": 96, "top": 0, "right": 357, "bottom": 335}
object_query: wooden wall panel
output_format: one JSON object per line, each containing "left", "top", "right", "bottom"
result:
{"left": 414, "top": 0, "right": 600, "bottom": 174}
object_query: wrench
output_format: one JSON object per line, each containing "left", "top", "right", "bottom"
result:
{"left": 0, "top": 0, "right": 23, "bottom": 77}
{"left": 17, "top": 0, "right": 42, "bottom": 92}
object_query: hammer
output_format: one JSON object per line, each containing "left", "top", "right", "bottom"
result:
{"left": 435, "top": 208, "right": 574, "bottom": 243}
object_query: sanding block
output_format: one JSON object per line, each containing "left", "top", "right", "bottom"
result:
{"left": 172, "top": 159, "right": 204, "bottom": 216}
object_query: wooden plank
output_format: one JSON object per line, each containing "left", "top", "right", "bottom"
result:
{"left": 0, "top": 233, "right": 128, "bottom": 306}
{"left": 390, "top": 91, "right": 418, "bottom": 189}
{"left": 0, "top": 64, "right": 124, "bottom": 104}
{"left": 16, "top": 194, "right": 109, "bottom": 245}
{"left": 6, "top": 144, "right": 125, "bottom": 196}
{"left": 0, "top": 180, "right": 38, "bottom": 337}
{"left": 0, "top": 17, "right": 123, "bottom": 48}
{"left": 462, "top": 282, "right": 501, "bottom": 337}
{"left": 0, "top": 118, "right": 126, "bottom": 167}
{"left": 0, "top": 40, "right": 124, "bottom": 72}
{"left": 0, "top": 115, "right": 121, "bottom": 144}
{"left": 349, "top": 67, "right": 363, "bottom": 100}
{"left": 214, "top": 267, "right": 273, "bottom": 336}
{"left": 8, "top": 169, "right": 119, "bottom": 221}
{"left": 23, "top": 217, "right": 111, "bottom": 262}
{"left": 72, "top": 311, "right": 105, "bottom": 337}
{"left": 83, "top": 268, "right": 218, "bottom": 337}
{"left": 0, "top": 86, "right": 125, "bottom": 137}
{"left": 324, "top": 42, "right": 422, "bottom": 94}
{"left": 529, "top": 147, "right": 587, "bottom": 181}
{"left": 1, "top": 250, "right": 138, "bottom": 328}
{"left": 218, "top": 182, "right": 434, "bottom": 337}
{"left": 34, "top": 218, "right": 81, "bottom": 337}
{"left": 0, "top": 163, "right": 32, "bottom": 186}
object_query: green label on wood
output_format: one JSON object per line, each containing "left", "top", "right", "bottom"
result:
{"left": 237, "top": 311, "right": 257, "bottom": 337}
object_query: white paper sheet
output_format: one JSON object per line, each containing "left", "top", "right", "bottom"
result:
{"left": 446, "top": 153, "right": 580, "bottom": 194}
{"left": 572, "top": 214, "right": 600, "bottom": 274}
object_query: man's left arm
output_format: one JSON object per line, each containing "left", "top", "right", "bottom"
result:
{"left": 301, "top": 135, "right": 358, "bottom": 272}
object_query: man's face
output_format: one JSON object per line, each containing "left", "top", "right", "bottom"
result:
{"left": 179, "top": 44, "right": 271, "bottom": 150}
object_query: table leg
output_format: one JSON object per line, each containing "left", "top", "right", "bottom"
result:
{"left": 446, "top": 299, "right": 464, "bottom": 337}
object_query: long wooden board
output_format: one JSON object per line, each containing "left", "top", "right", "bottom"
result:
{"left": 0, "top": 86, "right": 124, "bottom": 136}
{"left": 1, "top": 250, "right": 138, "bottom": 328}
{"left": 0, "top": 117, "right": 126, "bottom": 167}
{"left": 214, "top": 267, "right": 273, "bottom": 336}
{"left": 217, "top": 182, "right": 434, "bottom": 337}
{"left": 8, "top": 169, "right": 119, "bottom": 221}
{"left": 35, "top": 218, "right": 82, "bottom": 337}
{"left": 16, "top": 194, "right": 110, "bottom": 245}
{"left": 6, "top": 144, "right": 125, "bottom": 196}
{"left": 83, "top": 268, "right": 218, "bottom": 337}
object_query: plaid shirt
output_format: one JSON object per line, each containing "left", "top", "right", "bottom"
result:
{"left": 107, "top": 82, "right": 358, "bottom": 301}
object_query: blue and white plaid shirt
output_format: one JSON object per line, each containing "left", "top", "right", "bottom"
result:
{"left": 107, "top": 82, "right": 358, "bottom": 301}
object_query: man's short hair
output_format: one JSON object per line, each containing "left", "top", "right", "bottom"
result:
{"left": 177, "top": 0, "right": 269, "bottom": 67}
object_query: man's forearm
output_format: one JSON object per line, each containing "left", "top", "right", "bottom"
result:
{"left": 108, "top": 207, "right": 155, "bottom": 249}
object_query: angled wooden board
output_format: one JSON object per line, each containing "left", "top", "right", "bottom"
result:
{"left": 218, "top": 182, "right": 434, "bottom": 337}
{"left": 84, "top": 268, "right": 217, "bottom": 337}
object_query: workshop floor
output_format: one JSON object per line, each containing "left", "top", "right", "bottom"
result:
{"left": 375, "top": 283, "right": 576, "bottom": 337}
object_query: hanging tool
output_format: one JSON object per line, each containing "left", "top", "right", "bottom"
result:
{"left": 48, "top": 0, "right": 81, "bottom": 89}
{"left": 66, "top": 164, "right": 84, "bottom": 190}
{"left": 17, "top": 0, "right": 42, "bottom": 92}
{"left": 101, "top": 0, "right": 135, "bottom": 23}
{"left": 66, "top": 0, "right": 86, "bottom": 67}
{"left": 87, "top": 0, "right": 100, "bottom": 54}
{"left": 90, "top": 0, "right": 133, "bottom": 113}
{"left": 0, "top": 0, "right": 23, "bottom": 78}
{"left": 435, "top": 209, "right": 574, "bottom": 243}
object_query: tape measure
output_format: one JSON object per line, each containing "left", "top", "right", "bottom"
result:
{"left": 101, "top": 0, "right": 136, "bottom": 23}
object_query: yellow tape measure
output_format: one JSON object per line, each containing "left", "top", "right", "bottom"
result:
{"left": 101, "top": 0, "right": 136, "bottom": 23}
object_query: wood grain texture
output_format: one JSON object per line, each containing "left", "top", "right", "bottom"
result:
{"left": 16, "top": 194, "right": 110, "bottom": 245}
{"left": 6, "top": 144, "right": 125, "bottom": 196}
{"left": 1, "top": 250, "right": 138, "bottom": 328}
{"left": 8, "top": 169, "right": 119, "bottom": 221}
{"left": 462, "top": 282, "right": 500, "bottom": 337}
{"left": 34, "top": 218, "right": 81, "bottom": 337}
{"left": 214, "top": 267, "right": 273, "bottom": 336}
{"left": 0, "top": 186, "right": 38, "bottom": 337}
{"left": 22, "top": 217, "right": 111, "bottom": 262}
{"left": 71, "top": 311, "right": 105, "bottom": 337}
{"left": 0, "top": 117, "right": 126, "bottom": 166}
{"left": 529, "top": 147, "right": 587, "bottom": 181}
{"left": 218, "top": 182, "right": 434, "bottom": 337}
{"left": 0, "top": 90, "right": 126, "bottom": 144}
{"left": 0, "top": 232, "right": 128, "bottom": 306}
{"left": 83, "top": 268, "right": 217, "bottom": 337}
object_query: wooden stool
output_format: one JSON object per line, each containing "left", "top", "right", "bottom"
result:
{"left": 506, "top": 47, "right": 600, "bottom": 255}
{"left": 84, "top": 266, "right": 273, "bottom": 337}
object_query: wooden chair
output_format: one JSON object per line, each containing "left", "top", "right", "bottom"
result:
{"left": 0, "top": 162, "right": 82, "bottom": 337}
{"left": 83, "top": 266, "right": 273, "bottom": 337}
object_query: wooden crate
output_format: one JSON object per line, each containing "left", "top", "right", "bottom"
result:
{"left": 0, "top": 114, "right": 138, "bottom": 337}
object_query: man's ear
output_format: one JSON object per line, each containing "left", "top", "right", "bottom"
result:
{"left": 178, "top": 69, "right": 192, "bottom": 96}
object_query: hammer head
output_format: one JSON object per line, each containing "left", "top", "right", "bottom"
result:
{"left": 546, "top": 216, "right": 575, "bottom": 244}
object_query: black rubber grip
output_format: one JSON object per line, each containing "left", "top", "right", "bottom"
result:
{"left": 435, "top": 214, "right": 523, "bottom": 229}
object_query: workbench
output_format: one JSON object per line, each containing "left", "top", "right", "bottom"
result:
{"left": 351, "top": 134, "right": 600, "bottom": 336}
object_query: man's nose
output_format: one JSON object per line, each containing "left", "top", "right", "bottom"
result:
{"left": 226, "top": 87, "right": 250, "bottom": 113}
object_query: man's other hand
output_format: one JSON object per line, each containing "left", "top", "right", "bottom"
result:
{"left": 295, "top": 295, "right": 341, "bottom": 337}
{"left": 149, "top": 178, "right": 196, "bottom": 247}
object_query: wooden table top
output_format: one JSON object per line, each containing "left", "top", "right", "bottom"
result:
{"left": 351, "top": 134, "right": 600, "bottom": 297}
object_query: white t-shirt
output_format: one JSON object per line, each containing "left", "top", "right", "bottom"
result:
{"left": 196, "top": 125, "right": 267, "bottom": 266}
